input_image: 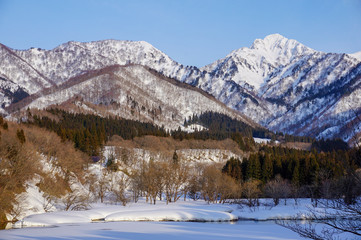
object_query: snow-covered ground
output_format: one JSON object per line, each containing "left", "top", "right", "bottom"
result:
{"left": 11, "top": 198, "right": 317, "bottom": 228}
{"left": 0, "top": 155, "right": 348, "bottom": 239}
{"left": 0, "top": 220, "right": 303, "bottom": 240}
{"left": 253, "top": 137, "right": 279, "bottom": 144}
{"left": 253, "top": 137, "right": 271, "bottom": 144}
{"left": 13, "top": 200, "right": 238, "bottom": 228}
{"left": 0, "top": 198, "right": 321, "bottom": 239}
{"left": 2, "top": 198, "right": 356, "bottom": 240}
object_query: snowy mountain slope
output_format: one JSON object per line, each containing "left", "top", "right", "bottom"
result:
{"left": 350, "top": 51, "right": 361, "bottom": 61}
{"left": 0, "top": 39, "right": 195, "bottom": 115}
{"left": 9, "top": 64, "right": 256, "bottom": 131}
{"left": 9, "top": 40, "right": 189, "bottom": 87}
{"left": 180, "top": 34, "right": 361, "bottom": 144}
{"left": 0, "top": 44, "right": 56, "bottom": 93}
{"left": 0, "top": 76, "right": 29, "bottom": 113}
{"left": 0, "top": 40, "right": 184, "bottom": 104}
{"left": 200, "top": 34, "right": 316, "bottom": 91}
{"left": 1, "top": 34, "right": 360, "bottom": 144}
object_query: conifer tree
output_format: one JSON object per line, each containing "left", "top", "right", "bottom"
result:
{"left": 246, "top": 154, "right": 262, "bottom": 180}
{"left": 222, "top": 157, "right": 243, "bottom": 182}
{"left": 262, "top": 154, "right": 273, "bottom": 183}
{"left": 16, "top": 129, "right": 26, "bottom": 144}
{"left": 172, "top": 151, "right": 179, "bottom": 165}
{"left": 292, "top": 160, "right": 300, "bottom": 187}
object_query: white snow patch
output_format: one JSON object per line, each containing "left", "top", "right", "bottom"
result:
{"left": 253, "top": 137, "right": 278, "bottom": 144}
{"left": 350, "top": 51, "right": 361, "bottom": 61}
{"left": 15, "top": 200, "right": 237, "bottom": 228}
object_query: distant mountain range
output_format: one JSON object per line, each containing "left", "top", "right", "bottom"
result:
{"left": 0, "top": 34, "right": 360, "bottom": 144}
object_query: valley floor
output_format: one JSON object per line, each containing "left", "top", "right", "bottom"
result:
{"left": 10, "top": 198, "right": 314, "bottom": 228}
{"left": 0, "top": 198, "right": 324, "bottom": 240}
{"left": 0, "top": 220, "right": 302, "bottom": 240}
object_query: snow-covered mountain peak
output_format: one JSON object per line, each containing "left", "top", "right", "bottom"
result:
{"left": 1, "top": 36, "right": 360, "bottom": 145}
{"left": 250, "top": 33, "right": 287, "bottom": 50}
{"left": 350, "top": 51, "right": 361, "bottom": 62}
{"left": 201, "top": 34, "right": 316, "bottom": 91}
{"left": 54, "top": 39, "right": 136, "bottom": 50}
{"left": 4, "top": 39, "right": 182, "bottom": 90}
{"left": 248, "top": 33, "right": 315, "bottom": 63}
{"left": 52, "top": 39, "right": 164, "bottom": 58}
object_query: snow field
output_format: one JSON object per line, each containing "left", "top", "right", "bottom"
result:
{"left": 13, "top": 200, "right": 237, "bottom": 228}
{"left": 13, "top": 198, "right": 317, "bottom": 228}
{"left": 1, "top": 220, "right": 304, "bottom": 240}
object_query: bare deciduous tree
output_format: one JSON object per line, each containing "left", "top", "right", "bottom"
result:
{"left": 142, "top": 160, "right": 164, "bottom": 204}
{"left": 186, "top": 175, "right": 202, "bottom": 201}
{"left": 218, "top": 174, "right": 241, "bottom": 204}
{"left": 97, "top": 170, "right": 110, "bottom": 203}
{"left": 264, "top": 174, "right": 292, "bottom": 206}
{"left": 242, "top": 179, "right": 261, "bottom": 207}
{"left": 163, "top": 161, "right": 189, "bottom": 204}
{"left": 278, "top": 198, "right": 361, "bottom": 240}
{"left": 0, "top": 129, "right": 38, "bottom": 221}
{"left": 109, "top": 173, "right": 130, "bottom": 206}
{"left": 62, "top": 190, "right": 90, "bottom": 211}
{"left": 198, "top": 164, "right": 241, "bottom": 204}
{"left": 278, "top": 171, "right": 361, "bottom": 240}
{"left": 199, "top": 165, "right": 222, "bottom": 203}
{"left": 129, "top": 169, "right": 143, "bottom": 203}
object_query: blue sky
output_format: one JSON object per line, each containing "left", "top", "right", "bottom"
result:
{"left": 0, "top": 0, "right": 360, "bottom": 67}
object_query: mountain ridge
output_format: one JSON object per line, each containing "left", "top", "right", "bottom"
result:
{"left": 0, "top": 34, "right": 360, "bottom": 144}
{"left": 7, "top": 64, "right": 258, "bottom": 132}
{"left": 351, "top": 51, "right": 361, "bottom": 61}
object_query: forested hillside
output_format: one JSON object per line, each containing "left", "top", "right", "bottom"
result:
{"left": 28, "top": 109, "right": 260, "bottom": 153}
{"left": 1, "top": 111, "right": 360, "bottom": 226}
{"left": 2, "top": 35, "right": 360, "bottom": 144}
{"left": 0, "top": 116, "right": 89, "bottom": 223}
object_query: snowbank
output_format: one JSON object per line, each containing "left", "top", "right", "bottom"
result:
{"left": 13, "top": 198, "right": 328, "bottom": 229}
{"left": 1, "top": 220, "right": 304, "bottom": 240}
{"left": 15, "top": 200, "right": 237, "bottom": 228}
{"left": 105, "top": 208, "right": 236, "bottom": 222}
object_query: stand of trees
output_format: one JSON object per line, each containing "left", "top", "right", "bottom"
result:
{"left": 184, "top": 112, "right": 316, "bottom": 143}
{"left": 311, "top": 138, "right": 349, "bottom": 152}
{"left": 0, "top": 118, "right": 89, "bottom": 223}
{"left": 183, "top": 111, "right": 271, "bottom": 139}
{"left": 30, "top": 109, "right": 169, "bottom": 156}
{"left": 29, "top": 109, "right": 350, "bottom": 156}
{"left": 283, "top": 133, "right": 314, "bottom": 143}
{"left": 221, "top": 146, "right": 361, "bottom": 205}
{"left": 29, "top": 109, "right": 259, "bottom": 154}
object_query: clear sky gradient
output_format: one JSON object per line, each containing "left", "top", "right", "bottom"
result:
{"left": 0, "top": 0, "right": 360, "bottom": 67}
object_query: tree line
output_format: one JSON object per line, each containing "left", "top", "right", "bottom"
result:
{"left": 28, "top": 109, "right": 259, "bottom": 154}
{"left": 28, "top": 109, "right": 350, "bottom": 156}
{"left": 29, "top": 109, "right": 169, "bottom": 156}
{"left": 223, "top": 145, "right": 361, "bottom": 205}
{"left": 0, "top": 117, "right": 89, "bottom": 224}
{"left": 183, "top": 111, "right": 271, "bottom": 138}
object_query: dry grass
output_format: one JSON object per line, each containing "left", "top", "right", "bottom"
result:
{"left": 0, "top": 120, "right": 90, "bottom": 221}
{"left": 280, "top": 142, "right": 312, "bottom": 151}
{"left": 108, "top": 135, "right": 243, "bottom": 154}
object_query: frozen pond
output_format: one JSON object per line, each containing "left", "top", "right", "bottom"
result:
{"left": 0, "top": 220, "right": 303, "bottom": 240}
{"left": 0, "top": 199, "right": 314, "bottom": 239}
